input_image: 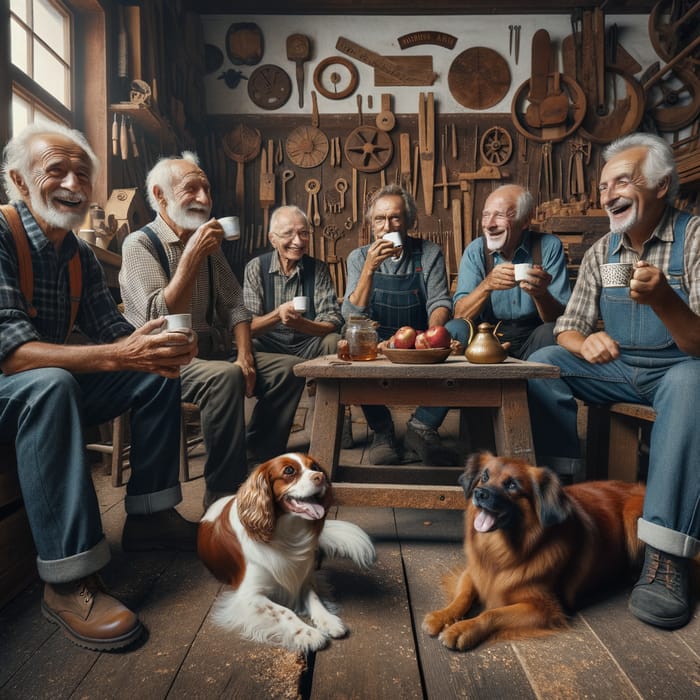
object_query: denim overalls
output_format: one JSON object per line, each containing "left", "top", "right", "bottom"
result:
{"left": 368, "top": 242, "right": 428, "bottom": 340}
{"left": 528, "top": 211, "right": 700, "bottom": 557}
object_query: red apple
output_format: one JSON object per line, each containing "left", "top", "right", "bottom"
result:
{"left": 393, "top": 326, "right": 417, "bottom": 349}
{"left": 414, "top": 332, "right": 431, "bottom": 349}
{"left": 424, "top": 325, "right": 452, "bottom": 349}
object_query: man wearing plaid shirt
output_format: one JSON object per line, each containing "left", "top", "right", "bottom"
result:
{"left": 0, "top": 124, "right": 198, "bottom": 651}
{"left": 528, "top": 133, "right": 700, "bottom": 631}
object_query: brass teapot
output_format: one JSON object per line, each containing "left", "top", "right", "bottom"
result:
{"left": 464, "top": 320, "right": 507, "bottom": 364}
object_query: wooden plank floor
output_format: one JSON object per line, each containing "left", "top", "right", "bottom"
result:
{"left": 1, "top": 400, "right": 699, "bottom": 699}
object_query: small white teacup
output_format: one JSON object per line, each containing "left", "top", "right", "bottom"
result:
{"left": 514, "top": 263, "right": 534, "bottom": 282}
{"left": 293, "top": 296, "right": 309, "bottom": 312}
{"left": 163, "top": 313, "right": 192, "bottom": 332}
{"left": 383, "top": 231, "right": 403, "bottom": 247}
{"left": 219, "top": 216, "right": 241, "bottom": 241}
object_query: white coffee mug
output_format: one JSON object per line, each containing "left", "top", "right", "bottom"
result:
{"left": 219, "top": 216, "right": 241, "bottom": 241}
{"left": 164, "top": 313, "right": 192, "bottom": 332}
{"left": 514, "top": 263, "right": 533, "bottom": 282}
{"left": 383, "top": 231, "right": 403, "bottom": 247}
{"left": 293, "top": 296, "right": 309, "bottom": 312}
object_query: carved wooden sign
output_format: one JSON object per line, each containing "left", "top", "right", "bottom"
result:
{"left": 397, "top": 31, "right": 457, "bottom": 50}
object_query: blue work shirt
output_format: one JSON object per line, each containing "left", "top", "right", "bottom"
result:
{"left": 453, "top": 230, "right": 571, "bottom": 322}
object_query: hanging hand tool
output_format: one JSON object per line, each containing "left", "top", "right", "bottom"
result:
{"left": 418, "top": 92, "right": 435, "bottom": 215}
{"left": 281, "top": 169, "right": 294, "bottom": 206}
{"left": 335, "top": 177, "right": 348, "bottom": 212}
{"left": 119, "top": 115, "right": 128, "bottom": 161}
{"left": 259, "top": 143, "right": 275, "bottom": 237}
{"left": 111, "top": 114, "right": 118, "bottom": 157}
{"left": 509, "top": 25, "right": 514, "bottom": 56}
{"left": 286, "top": 34, "right": 311, "bottom": 109}
{"left": 514, "top": 25, "right": 521, "bottom": 65}
{"left": 127, "top": 118, "right": 139, "bottom": 158}
{"left": 400, "top": 133, "right": 412, "bottom": 194}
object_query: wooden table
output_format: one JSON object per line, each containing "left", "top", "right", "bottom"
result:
{"left": 294, "top": 355, "right": 559, "bottom": 509}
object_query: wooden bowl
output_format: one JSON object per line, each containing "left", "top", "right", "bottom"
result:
{"left": 383, "top": 347, "right": 452, "bottom": 364}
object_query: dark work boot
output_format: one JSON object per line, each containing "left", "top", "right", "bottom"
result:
{"left": 403, "top": 416, "right": 460, "bottom": 466}
{"left": 368, "top": 425, "right": 400, "bottom": 465}
{"left": 628, "top": 545, "right": 691, "bottom": 629}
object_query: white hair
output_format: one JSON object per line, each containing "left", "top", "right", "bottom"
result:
{"left": 2, "top": 123, "right": 99, "bottom": 201}
{"left": 145, "top": 151, "right": 201, "bottom": 212}
{"left": 269, "top": 205, "right": 308, "bottom": 233}
{"left": 603, "top": 133, "right": 679, "bottom": 203}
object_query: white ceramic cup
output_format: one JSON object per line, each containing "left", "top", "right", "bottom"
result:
{"left": 293, "top": 296, "right": 309, "bottom": 312}
{"left": 514, "top": 263, "right": 534, "bottom": 282}
{"left": 383, "top": 231, "right": 403, "bottom": 247}
{"left": 600, "top": 263, "right": 633, "bottom": 288}
{"left": 164, "top": 313, "right": 192, "bottom": 332}
{"left": 79, "top": 229, "right": 97, "bottom": 245}
{"left": 219, "top": 216, "right": 241, "bottom": 241}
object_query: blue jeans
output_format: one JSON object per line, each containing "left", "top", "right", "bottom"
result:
{"left": 414, "top": 319, "right": 556, "bottom": 429}
{"left": 0, "top": 368, "right": 183, "bottom": 583}
{"left": 527, "top": 346, "right": 700, "bottom": 558}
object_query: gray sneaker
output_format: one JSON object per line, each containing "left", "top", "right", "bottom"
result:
{"left": 404, "top": 418, "right": 460, "bottom": 466}
{"left": 628, "top": 545, "right": 691, "bottom": 629}
{"left": 369, "top": 427, "right": 400, "bottom": 465}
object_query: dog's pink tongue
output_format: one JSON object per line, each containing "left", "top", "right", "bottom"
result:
{"left": 287, "top": 498, "right": 326, "bottom": 520}
{"left": 474, "top": 509, "right": 495, "bottom": 533}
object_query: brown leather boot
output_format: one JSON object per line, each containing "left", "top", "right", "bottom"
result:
{"left": 42, "top": 575, "right": 143, "bottom": 651}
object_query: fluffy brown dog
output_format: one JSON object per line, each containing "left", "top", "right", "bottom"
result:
{"left": 423, "top": 452, "right": 645, "bottom": 651}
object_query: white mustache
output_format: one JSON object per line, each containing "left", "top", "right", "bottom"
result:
{"left": 52, "top": 189, "right": 87, "bottom": 205}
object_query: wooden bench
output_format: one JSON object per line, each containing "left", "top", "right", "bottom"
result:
{"left": 585, "top": 402, "right": 656, "bottom": 482}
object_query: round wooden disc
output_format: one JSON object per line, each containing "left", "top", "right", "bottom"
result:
{"left": 448, "top": 47, "right": 511, "bottom": 110}
{"left": 247, "top": 64, "right": 292, "bottom": 110}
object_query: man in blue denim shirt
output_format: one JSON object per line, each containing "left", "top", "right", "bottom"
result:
{"left": 528, "top": 133, "right": 700, "bottom": 630}
{"left": 0, "top": 125, "right": 198, "bottom": 651}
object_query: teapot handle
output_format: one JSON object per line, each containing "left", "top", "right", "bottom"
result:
{"left": 466, "top": 318, "right": 475, "bottom": 345}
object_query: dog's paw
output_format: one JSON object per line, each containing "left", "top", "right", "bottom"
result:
{"left": 422, "top": 611, "right": 448, "bottom": 637}
{"left": 314, "top": 613, "right": 347, "bottom": 639}
{"left": 438, "top": 621, "right": 480, "bottom": 651}
{"left": 293, "top": 625, "right": 330, "bottom": 653}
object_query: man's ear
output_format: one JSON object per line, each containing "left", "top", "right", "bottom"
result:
{"left": 153, "top": 185, "right": 167, "bottom": 210}
{"left": 9, "top": 170, "right": 29, "bottom": 197}
{"left": 656, "top": 176, "right": 670, "bottom": 200}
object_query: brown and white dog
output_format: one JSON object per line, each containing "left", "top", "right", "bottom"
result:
{"left": 423, "top": 452, "right": 645, "bottom": 650}
{"left": 198, "top": 453, "right": 376, "bottom": 653}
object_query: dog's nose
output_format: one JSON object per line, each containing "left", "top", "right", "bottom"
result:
{"left": 310, "top": 472, "right": 325, "bottom": 485}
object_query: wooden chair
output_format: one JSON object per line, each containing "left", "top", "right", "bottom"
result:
{"left": 585, "top": 402, "right": 656, "bottom": 482}
{"left": 86, "top": 402, "right": 202, "bottom": 487}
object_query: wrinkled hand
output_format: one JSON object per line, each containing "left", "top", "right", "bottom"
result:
{"left": 234, "top": 350, "right": 257, "bottom": 398}
{"left": 519, "top": 265, "right": 552, "bottom": 298}
{"left": 183, "top": 218, "right": 224, "bottom": 261}
{"left": 364, "top": 238, "right": 400, "bottom": 272}
{"left": 630, "top": 261, "right": 670, "bottom": 306}
{"left": 580, "top": 331, "right": 620, "bottom": 364}
{"left": 449, "top": 338, "right": 463, "bottom": 355}
{"left": 279, "top": 300, "right": 302, "bottom": 326}
{"left": 486, "top": 263, "right": 517, "bottom": 291}
{"left": 120, "top": 319, "right": 198, "bottom": 378}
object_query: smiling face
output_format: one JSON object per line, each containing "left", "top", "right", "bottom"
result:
{"left": 158, "top": 160, "right": 212, "bottom": 234}
{"left": 14, "top": 133, "right": 93, "bottom": 234}
{"left": 269, "top": 207, "right": 309, "bottom": 273}
{"left": 480, "top": 186, "right": 527, "bottom": 260}
{"left": 599, "top": 146, "right": 668, "bottom": 240}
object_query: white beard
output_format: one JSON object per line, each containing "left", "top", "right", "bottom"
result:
{"left": 166, "top": 199, "right": 210, "bottom": 230}
{"left": 607, "top": 199, "right": 638, "bottom": 236}
{"left": 29, "top": 184, "right": 86, "bottom": 231}
{"left": 485, "top": 232, "right": 507, "bottom": 251}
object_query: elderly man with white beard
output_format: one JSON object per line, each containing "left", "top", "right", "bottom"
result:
{"left": 0, "top": 124, "right": 199, "bottom": 651}
{"left": 527, "top": 133, "right": 700, "bottom": 630}
{"left": 119, "top": 152, "right": 304, "bottom": 512}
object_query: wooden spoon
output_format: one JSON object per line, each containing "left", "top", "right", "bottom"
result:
{"left": 286, "top": 34, "right": 311, "bottom": 108}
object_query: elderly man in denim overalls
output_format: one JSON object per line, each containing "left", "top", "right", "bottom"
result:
{"left": 528, "top": 133, "right": 700, "bottom": 630}
{"left": 342, "top": 185, "right": 452, "bottom": 465}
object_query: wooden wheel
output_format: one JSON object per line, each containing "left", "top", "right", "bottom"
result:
{"left": 645, "top": 67, "right": 700, "bottom": 132}
{"left": 480, "top": 126, "right": 513, "bottom": 166}
{"left": 286, "top": 125, "right": 329, "bottom": 168}
{"left": 313, "top": 57, "right": 359, "bottom": 100}
{"left": 343, "top": 126, "right": 393, "bottom": 173}
{"left": 649, "top": 0, "right": 700, "bottom": 69}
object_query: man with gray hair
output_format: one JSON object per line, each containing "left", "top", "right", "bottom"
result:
{"left": 408, "top": 183, "right": 570, "bottom": 465}
{"left": 0, "top": 124, "right": 198, "bottom": 651}
{"left": 119, "top": 153, "right": 304, "bottom": 511}
{"left": 243, "top": 205, "right": 343, "bottom": 359}
{"left": 528, "top": 133, "right": 700, "bottom": 630}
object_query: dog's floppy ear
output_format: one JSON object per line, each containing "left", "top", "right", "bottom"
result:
{"left": 458, "top": 451, "right": 491, "bottom": 495}
{"left": 236, "top": 461, "right": 276, "bottom": 542}
{"left": 532, "top": 466, "right": 572, "bottom": 527}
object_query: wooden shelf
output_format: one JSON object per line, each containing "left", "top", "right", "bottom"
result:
{"left": 110, "top": 103, "right": 177, "bottom": 151}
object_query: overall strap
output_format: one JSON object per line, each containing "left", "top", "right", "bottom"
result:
{"left": 142, "top": 225, "right": 171, "bottom": 280}
{"left": 411, "top": 238, "right": 427, "bottom": 299}
{"left": 301, "top": 255, "right": 316, "bottom": 318}
{"left": 1, "top": 204, "right": 81, "bottom": 339}
{"left": 669, "top": 209, "right": 691, "bottom": 276}
{"left": 530, "top": 232, "right": 542, "bottom": 266}
{"left": 607, "top": 233, "right": 622, "bottom": 263}
{"left": 259, "top": 251, "right": 275, "bottom": 313}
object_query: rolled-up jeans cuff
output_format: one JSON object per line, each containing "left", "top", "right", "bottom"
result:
{"left": 125, "top": 483, "right": 182, "bottom": 515}
{"left": 37, "top": 536, "right": 111, "bottom": 584}
{"left": 637, "top": 518, "right": 700, "bottom": 559}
